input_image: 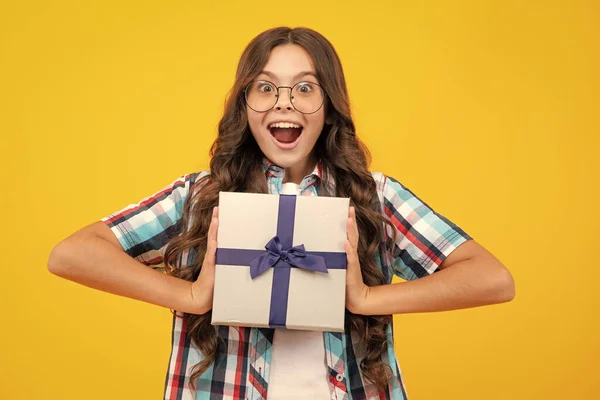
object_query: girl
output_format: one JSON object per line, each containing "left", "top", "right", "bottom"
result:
{"left": 48, "top": 27, "right": 515, "bottom": 400}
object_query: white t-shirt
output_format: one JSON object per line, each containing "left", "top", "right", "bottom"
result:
{"left": 267, "top": 182, "right": 331, "bottom": 399}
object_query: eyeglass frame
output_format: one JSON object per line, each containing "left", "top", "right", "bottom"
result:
{"left": 243, "top": 79, "right": 327, "bottom": 114}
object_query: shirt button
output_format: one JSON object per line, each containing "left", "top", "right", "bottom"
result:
{"left": 336, "top": 374, "right": 343, "bottom": 382}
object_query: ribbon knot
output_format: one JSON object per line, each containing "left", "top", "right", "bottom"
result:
{"left": 249, "top": 235, "right": 329, "bottom": 279}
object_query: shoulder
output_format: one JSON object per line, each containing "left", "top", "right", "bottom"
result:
{"left": 186, "top": 170, "right": 211, "bottom": 184}
{"left": 370, "top": 172, "right": 432, "bottom": 220}
{"left": 188, "top": 170, "right": 211, "bottom": 193}
{"left": 369, "top": 171, "right": 410, "bottom": 201}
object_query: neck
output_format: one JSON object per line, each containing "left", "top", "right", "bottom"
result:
{"left": 282, "top": 153, "right": 317, "bottom": 185}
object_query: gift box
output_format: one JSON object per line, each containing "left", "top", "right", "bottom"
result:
{"left": 211, "top": 191, "right": 349, "bottom": 332}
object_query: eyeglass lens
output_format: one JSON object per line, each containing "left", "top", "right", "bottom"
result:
{"left": 245, "top": 81, "right": 324, "bottom": 114}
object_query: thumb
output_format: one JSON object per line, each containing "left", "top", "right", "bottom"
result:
{"left": 344, "top": 239, "right": 360, "bottom": 274}
{"left": 202, "top": 207, "right": 219, "bottom": 271}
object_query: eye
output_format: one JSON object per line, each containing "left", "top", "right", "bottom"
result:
{"left": 258, "top": 82, "right": 275, "bottom": 93}
{"left": 296, "top": 83, "right": 313, "bottom": 93}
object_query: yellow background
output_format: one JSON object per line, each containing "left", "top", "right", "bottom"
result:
{"left": 1, "top": 1, "right": 598, "bottom": 399}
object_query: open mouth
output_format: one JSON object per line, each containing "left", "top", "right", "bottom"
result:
{"left": 268, "top": 121, "right": 303, "bottom": 146}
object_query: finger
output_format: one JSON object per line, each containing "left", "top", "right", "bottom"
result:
{"left": 346, "top": 207, "right": 359, "bottom": 248}
{"left": 344, "top": 239, "right": 360, "bottom": 270}
{"left": 204, "top": 207, "right": 219, "bottom": 267}
{"left": 207, "top": 207, "right": 219, "bottom": 242}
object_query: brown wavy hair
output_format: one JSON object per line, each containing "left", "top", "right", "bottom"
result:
{"left": 164, "top": 26, "right": 397, "bottom": 392}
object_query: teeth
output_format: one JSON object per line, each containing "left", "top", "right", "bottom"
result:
{"left": 269, "top": 122, "right": 302, "bottom": 129}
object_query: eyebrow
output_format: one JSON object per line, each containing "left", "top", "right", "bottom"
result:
{"left": 259, "top": 70, "right": 318, "bottom": 81}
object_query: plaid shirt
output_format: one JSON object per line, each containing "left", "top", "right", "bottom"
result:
{"left": 102, "top": 160, "right": 471, "bottom": 399}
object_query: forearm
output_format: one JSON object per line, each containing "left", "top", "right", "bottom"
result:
{"left": 360, "top": 258, "right": 515, "bottom": 315}
{"left": 48, "top": 233, "right": 194, "bottom": 313}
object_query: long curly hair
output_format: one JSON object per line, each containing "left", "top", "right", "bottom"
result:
{"left": 164, "top": 26, "right": 397, "bottom": 392}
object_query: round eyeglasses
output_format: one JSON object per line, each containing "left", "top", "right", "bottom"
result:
{"left": 244, "top": 80, "right": 326, "bottom": 114}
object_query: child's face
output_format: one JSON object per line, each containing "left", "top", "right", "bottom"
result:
{"left": 247, "top": 44, "right": 326, "bottom": 175}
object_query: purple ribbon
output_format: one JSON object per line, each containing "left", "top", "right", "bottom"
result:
{"left": 248, "top": 235, "right": 329, "bottom": 278}
{"left": 215, "top": 194, "right": 346, "bottom": 328}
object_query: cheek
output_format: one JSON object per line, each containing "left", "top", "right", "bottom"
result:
{"left": 304, "top": 113, "right": 326, "bottom": 139}
{"left": 246, "top": 110, "right": 263, "bottom": 138}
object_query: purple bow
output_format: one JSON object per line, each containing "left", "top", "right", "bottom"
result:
{"left": 249, "top": 235, "right": 329, "bottom": 279}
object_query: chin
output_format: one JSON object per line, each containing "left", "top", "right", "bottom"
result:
{"left": 267, "top": 152, "right": 302, "bottom": 168}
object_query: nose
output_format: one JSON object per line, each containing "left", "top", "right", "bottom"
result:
{"left": 275, "top": 87, "right": 293, "bottom": 111}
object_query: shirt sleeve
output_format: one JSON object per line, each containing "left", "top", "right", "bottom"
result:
{"left": 101, "top": 171, "right": 209, "bottom": 267}
{"left": 381, "top": 174, "right": 472, "bottom": 280}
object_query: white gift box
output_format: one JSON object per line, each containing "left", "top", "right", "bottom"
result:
{"left": 211, "top": 191, "right": 349, "bottom": 332}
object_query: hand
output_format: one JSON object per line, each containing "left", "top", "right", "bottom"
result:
{"left": 189, "top": 206, "right": 219, "bottom": 314}
{"left": 345, "top": 206, "right": 370, "bottom": 314}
